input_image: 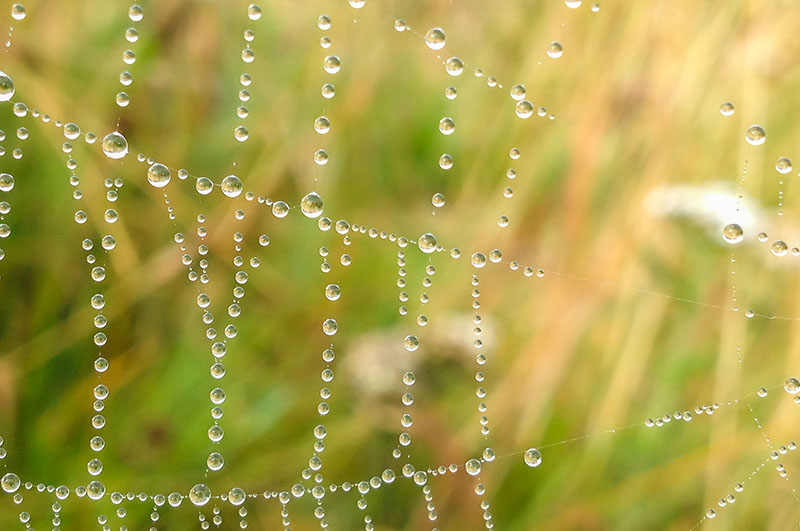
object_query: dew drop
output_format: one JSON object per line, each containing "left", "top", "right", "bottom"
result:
{"left": 510, "top": 84, "right": 526, "bottom": 101}
{"left": 515, "top": 100, "right": 534, "bottom": 119}
{"left": 776, "top": 157, "right": 792, "bottom": 174}
{"left": 323, "top": 56, "right": 341, "bottom": 74}
{"left": 196, "top": 177, "right": 214, "bottom": 195}
{"left": 128, "top": 4, "right": 143, "bottom": 21}
{"left": 438, "top": 117, "right": 455, "bottom": 135}
{"left": 418, "top": 233, "right": 438, "bottom": 253}
{"left": 546, "top": 42, "right": 563, "bottom": 58}
{"left": 247, "top": 4, "right": 262, "bottom": 20}
{"left": 301, "top": 191, "right": 324, "bottom": 218}
{"left": 721, "top": 223, "right": 743, "bottom": 244}
{"left": 404, "top": 335, "right": 419, "bottom": 351}
{"left": 147, "top": 163, "right": 171, "bottom": 188}
{"left": 325, "top": 284, "right": 341, "bottom": 301}
{"left": 0, "top": 173, "right": 14, "bottom": 192}
{"left": 10, "top": 4, "right": 26, "bottom": 20}
{"left": 771, "top": 240, "right": 788, "bottom": 257}
{"left": 471, "top": 252, "right": 487, "bottom": 268}
{"left": 272, "top": 201, "right": 290, "bottom": 218}
{"left": 464, "top": 459, "right": 481, "bottom": 476}
{"left": 719, "top": 102, "right": 734, "bottom": 116}
{"left": 424, "top": 28, "right": 446, "bottom": 50}
{"left": 445, "top": 57, "right": 464, "bottom": 76}
{"left": 1, "top": 473, "right": 20, "bottom": 493}
{"left": 221, "top": 175, "right": 243, "bottom": 198}
{"left": 524, "top": 448, "right": 542, "bottom": 467}
{"left": 784, "top": 377, "right": 800, "bottom": 394}
{"left": 0, "top": 72, "right": 16, "bottom": 102}
{"left": 189, "top": 484, "right": 211, "bottom": 506}
{"left": 745, "top": 125, "right": 766, "bottom": 146}
{"left": 101, "top": 132, "right": 128, "bottom": 159}
{"left": 439, "top": 154, "right": 453, "bottom": 169}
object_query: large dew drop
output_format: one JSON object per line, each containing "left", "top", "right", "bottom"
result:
{"left": 418, "top": 233, "right": 438, "bottom": 253}
{"left": 147, "top": 163, "right": 171, "bottom": 188}
{"left": 721, "top": 223, "right": 743, "bottom": 244}
{"left": 0, "top": 173, "right": 15, "bottom": 192}
{"left": 102, "top": 131, "right": 128, "bottom": 159}
{"left": 221, "top": 175, "right": 243, "bottom": 198}
{"left": 745, "top": 125, "right": 766, "bottom": 146}
{"left": 189, "top": 483, "right": 211, "bottom": 506}
{"left": 524, "top": 448, "right": 542, "bottom": 467}
{"left": 784, "top": 377, "right": 800, "bottom": 394}
{"left": 0, "top": 71, "right": 15, "bottom": 102}
{"left": 465, "top": 458, "right": 482, "bottom": 476}
{"left": 424, "top": 28, "right": 446, "bottom": 50}
{"left": 0, "top": 472, "right": 20, "bottom": 493}
{"left": 301, "top": 191, "right": 324, "bottom": 218}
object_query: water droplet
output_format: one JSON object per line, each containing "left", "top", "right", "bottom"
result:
{"left": 771, "top": 240, "right": 788, "bottom": 257}
{"left": 432, "top": 193, "right": 445, "bottom": 208}
{"left": 102, "top": 131, "right": 128, "bottom": 159}
{"left": 515, "top": 100, "right": 534, "bottom": 119}
{"left": 465, "top": 459, "right": 481, "bottom": 476}
{"left": 784, "top": 377, "right": 800, "bottom": 394}
{"left": 1, "top": 473, "right": 20, "bottom": 493}
{"left": 322, "top": 318, "right": 338, "bottom": 335}
{"left": 301, "top": 191, "right": 324, "bottom": 218}
{"left": 719, "top": 102, "right": 734, "bottom": 116}
{"left": 445, "top": 57, "right": 464, "bottom": 76}
{"left": 524, "top": 448, "right": 542, "bottom": 467}
{"left": 439, "top": 154, "right": 453, "bottom": 169}
{"left": 565, "top": 0, "right": 582, "bottom": 7}
{"left": 438, "top": 117, "right": 455, "bottom": 135}
{"left": 745, "top": 125, "right": 766, "bottom": 146}
{"left": 547, "top": 42, "right": 563, "bottom": 58}
{"left": 0, "top": 173, "right": 14, "bottom": 192}
{"left": 325, "top": 284, "right": 341, "bottom": 301}
{"left": 776, "top": 157, "right": 792, "bottom": 174}
{"left": 318, "top": 15, "right": 331, "bottom": 30}
{"left": 10, "top": 4, "right": 26, "bottom": 20}
{"left": 418, "top": 233, "right": 438, "bottom": 253}
{"left": 510, "top": 84, "right": 526, "bottom": 101}
{"left": 0, "top": 72, "right": 15, "bottom": 102}
{"left": 272, "top": 201, "right": 290, "bottom": 218}
{"left": 189, "top": 484, "right": 211, "bottom": 506}
{"left": 424, "top": 28, "right": 446, "bottom": 50}
{"left": 221, "top": 175, "right": 243, "bottom": 198}
{"left": 234, "top": 125, "right": 249, "bottom": 141}
{"left": 247, "top": 4, "right": 262, "bottom": 20}
{"left": 721, "top": 223, "right": 743, "bottom": 244}
{"left": 471, "top": 252, "right": 487, "bottom": 268}
{"left": 314, "top": 116, "right": 331, "bottom": 134}
{"left": 195, "top": 177, "right": 213, "bottom": 195}
{"left": 404, "top": 335, "right": 419, "bottom": 351}
{"left": 147, "top": 163, "right": 171, "bottom": 188}
{"left": 323, "top": 56, "right": 341, "bottom": 74}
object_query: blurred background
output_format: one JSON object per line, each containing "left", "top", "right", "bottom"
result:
{"left": 1, "top": 0, "right": 800, "bottom": 529}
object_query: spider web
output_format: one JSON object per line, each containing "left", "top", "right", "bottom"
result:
{"left": 0, "top": 0, "right": 799, "bottom": 529}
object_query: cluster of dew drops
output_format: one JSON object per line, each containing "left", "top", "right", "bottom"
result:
{"left": 8, "top": 1, "right": 800, "bottom": 530}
